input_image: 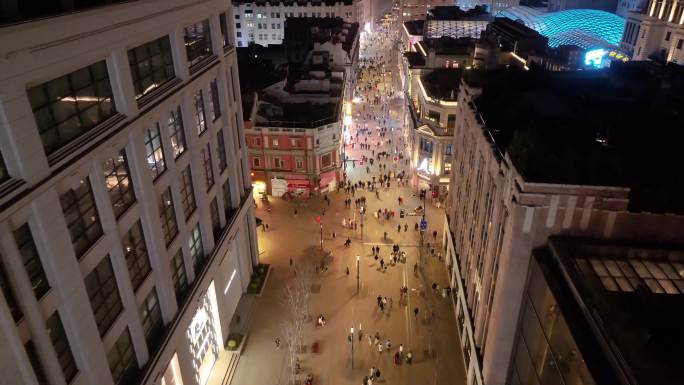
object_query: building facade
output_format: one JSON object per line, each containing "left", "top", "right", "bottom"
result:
{"left": 441, "top": 64, "right": 684, "bottom": 385}
{"left": 0, "top": 2, "right": 259, "bottom": 385}
{"left": 547, "top": 0, "right": 618, "bottom": 13}
{"left": 620, "top": 0, "right": 684, "bottom": 64}
{"left": 232, "top": 0, "right": 358, "bottom": 47}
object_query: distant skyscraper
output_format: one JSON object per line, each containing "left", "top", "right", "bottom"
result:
{"left": 0, "top": 1, "right": 259, "bottom": 385}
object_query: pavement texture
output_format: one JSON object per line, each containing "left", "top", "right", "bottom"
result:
{"left": 227, "top": 17, "right": 467, "bottom": 385}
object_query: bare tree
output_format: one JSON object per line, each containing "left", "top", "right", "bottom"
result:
{"left": 280, "top": 318, "right": 299, "bottom": 385}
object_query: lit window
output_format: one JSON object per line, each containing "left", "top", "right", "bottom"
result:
{"left": 103, "top": 150, "right": 135, "bottom": 218}
{"left": 128, "top": 36, "right": 175, "bottom": 100}
{"left": 167, "top": 107, "right": 187, "bottom": 158}
{"left": 144, "top": 124, "right": 166, "bottom": 180}
{"left": 189, "top": 223, "right": 205, "bottom": 271}
{"left": 27, "top": 61, "right": 116, "bottom": 155}
{"left": 194, "top": 90, "right": 207, "bottom": 135}
{"left": 184, "top": 20, "right": 213, "bottom": 68}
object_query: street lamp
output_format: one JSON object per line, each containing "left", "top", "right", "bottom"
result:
{"left": 350, "top": 326, "right": 355, "bottom": 369}
{"left": 356, "top": 255, "right": 360, "bottom": 294}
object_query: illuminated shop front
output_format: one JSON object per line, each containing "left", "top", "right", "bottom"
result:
{"left": 187, "top": 282, "right": 223, "bottom": 385}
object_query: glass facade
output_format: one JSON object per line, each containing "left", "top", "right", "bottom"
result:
{"left": 510, "top": 259, "right": 596, "bottom": 385}
{"left": 27, "top": 61, "right": 116, "bottom": 155}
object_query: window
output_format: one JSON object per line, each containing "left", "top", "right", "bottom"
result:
{"left": 189, "top": 223, "right": 205, "bottom": 271}
{"left": 128, "top": 36, "right": 175, "bottom": 100}
{"left": 321, "top": 153, "right": 331, "bottom": 168}
{"left": 219, "top": 13, "right": 230, "bottom": 48}
{"left": 25, "top": 340, "right": 48, "bottom": 385}
{"left": 107, "top": 328, "right": 138, "bottom": 385}
{"left": 167, "top": 107, "right": 186, "bottom": 158}
{"left": 272, "top": 137, "right": 279, "bottom": 146}
{"left": 85, "top": 255, "right": 123, "bottom": 336}
{"left": 139, "top": 289, "right": 163, "bottom": 351}
{"left": 236, "top": 23, "right": 241, "bottom": 29}
{"left": 0, "top": 151, "right": 9, "bottom": 182}
{"left": 144, "top": 124, "right": 166, "bottom": 180}
{"left": 296, "top": 158, "right": 304, "bottom": 169}
{"left": 179, "top": 166, "right": 197, "bottom": 220}
{"left": 209, "top": 79, "right": 221, "bottom": 121}
{"left": 60, "top": 178, "right": 103, "bottom": 259}
{"left": 46, "top": 312, "right": 78, "bottom": 382}
{"left": 290, "top": 138, "right": 301, "bottom": 147}
{"left": 0, "top": 262, "right": 21, "bottom": 321}
{"left": 444, "top": 162, "right": 452, "bottom": 175}
{"left": 216, "top": 131, "right": 227, "bottom": 173}
{"left": 447, "top": 114, "right": 456, "bottom": 129}
{"left": 170, "top": 250, "right": 189, "bottom": 303}
{"left": 253, "top": 137, "right": 262, "bottom": 146}
{"left": 252, "top": 157, "right": 261, "bottom": 167}
{"left": 121, "top": 221, "right": 151, "bottom": 291}
{"left": 103, "top": 150, "right": 135, "bottom": 218}
{"left": 678, "top": 39, "right": 683, "bottom": 49}
{"left": 210, "top": 198, "right": 221, "bottom": 240}
{"left": 159, "top": 187, "right": 178, "bottom": 246}
{"left": 194, "top": 90, "right": 207, "bottom": 135}
{"left": 666, "top": 31, "right": 671, "bottom": 41}
{"left": 27, "top": 61, "right": 116, "bottom": 155}
{"left": 184, "top": 20, "right": 213, "bottom": 68}
{"left": 223, "top": 179, "right": 233, "bottom": 218}
{"left": 273, "top": 157, "right": 282, "bottom": 168}
{"left": 14, "top": 224, "right": 50, "bottom": 299}
{"left": 445, "top": 144, "right": 453, "bottom": 155}
{"left": 201, "top": 144, "right": 215, "bottom": 190}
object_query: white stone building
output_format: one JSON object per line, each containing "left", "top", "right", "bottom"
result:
{"left": 0, "top": 1, "right": 258, "bottom": 385}
{"left": 620, "top": 0, "right": 684, "bottom": 64}
{"left": 232, "top": 0, "right": 359, "bottom": 47}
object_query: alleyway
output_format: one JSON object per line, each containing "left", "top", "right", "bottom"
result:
{"left": 229, "top": 16, "right": 467, "bottom": 385}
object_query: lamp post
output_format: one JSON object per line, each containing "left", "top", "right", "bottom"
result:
{"left": 350, "top": 326, "right": 355, "bottom": 369}
{"left": 356, "top": 255, "right": 360, "bottom": 294}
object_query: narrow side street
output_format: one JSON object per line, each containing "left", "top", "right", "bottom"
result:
{"left": 229, "top": 17, "right": 467, "bottom": 385}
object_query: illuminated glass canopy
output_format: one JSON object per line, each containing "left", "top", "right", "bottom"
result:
{"left": 498, "top": 6, "right": 626, "bottom": 49}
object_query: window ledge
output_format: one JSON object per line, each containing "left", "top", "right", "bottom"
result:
{"left": 47, "top": 113, "right": 126, "bottom": 167}
{"left": 189, "top": 55, "right": 218, "bottom": 76}
{"left": 137, "top": 78, "right": 182, "bottom": 110}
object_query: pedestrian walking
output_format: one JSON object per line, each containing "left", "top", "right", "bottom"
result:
{"left": 368, "top": 334, "right": 373, "bottom": 346}
{"left": 274, "top": 337, "right": 281, "bottom": 349}
{"left": 294, "top": 209, "right": 298, "bottom": 217}
{"left": 378, "top": 343, "right": 383, "bottom": 354}
{"left": 399, "top": 344, "right": 404, "bottom": 355}
{"left": 414, "top": 307, "right": 419, "bottom": 318}
{"left": 346, "top": 266, "right": 350, "bottom": 275}
{"left": 386, "top": 339, "right": 391, "bottom": 350}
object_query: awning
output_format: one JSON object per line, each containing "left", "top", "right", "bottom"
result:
{"left": 319, "top": 170, "right": 337, "bottom": 187}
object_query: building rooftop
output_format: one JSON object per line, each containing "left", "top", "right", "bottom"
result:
{"left": 255, "top": 100, "right": 340, "bottom": 127}
{"left": 284, "top": 17, "right": 359, "bottom": 55}
{"left": 538, "top": 237, "right": 684, "bottom": 385}
{"left": 421, "top": 68, "right": 463, "bottom": 101}
{"left": 233, "top": 0, "right": 354, "bottom": 5}
{"left": 404, "top": 51, "right": 426, "bottom": 67}
{"left": 426, "top": 5, "right": 491, "bottom": 20}
{"left": 420, "top": 36, "right": 476, "bottom": 56}
{"left": 467, "top": 61, "right": 684, "bottom": 214}
{"left": 404, "top": 20, "right": 424, "bottom": 36}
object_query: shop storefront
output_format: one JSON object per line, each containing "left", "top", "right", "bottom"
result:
{"left": 319, "top": 170, "right": 338, "bottom": 192}
{"left": 187, "top": 282, "right": 223, "bottom": 385}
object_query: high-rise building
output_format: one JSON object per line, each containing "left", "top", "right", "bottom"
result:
{"left": 442, "top": 61, "right": 684, "bottom": 385}
{"left": 231, "top": 0, "right": 360, "bottom": 47}
{"left": 0, "top": 2, "right": 259, "bottom": 385}
{"left": 620, "top": 0, "right": 684, "bottom": 64}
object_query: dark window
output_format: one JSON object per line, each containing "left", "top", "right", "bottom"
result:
{"left": 0, "top": 261, "right": 21, "bottom": 321}
{"left": 60, "top": 178, "right": 103, "bottom": 259}
{"left": 223, "top": 179, "right": 234, "bottom": 219}
{"left": 210, "top": 198, "right": 221, "bottom": 240}
{"left": 0, "top": 151, "right": 9, "bottom": 182}
{"left": 45, "top": 312, "right": 78, "bottom": 382}
{"left": 127, "top": 36, "right": 175, "bottom": 100}
{"left": 194, "top": 90, "right": 207, "bottom": 135}
{"left": 121, "top": 221, "right": 151, "bottom": 291}
{"left": 201, "top": 144, "right": 215, "bottom": 190}
{"left": 170, "top": 249, "right": 189, "bottom": 304}
{"left": 167, "top": 107, "right": 187, "bottom": 159}
{"left": 103, "top": 149, "right": 135, "bottom": 218}
{"left": 85, "top": 255, "right": 123, "bottom": 336}
{"left": 447, "top": 114, "right": 456, "bottom": 129}
{"left": 139, "top": 288, "right": 164, "bottom": 352}
{"left": 665, "top": 31, "right": 671, "bottom": 41}
{"left": 220, "top": 13, "right": 230, "bottom": 48}
{"left": 27, "top": 61, "right": 116, "bottom": 155}
{"left": 189, "top": 223, "right": 204, "bottom": 271}
{"left": 209, "top": 79, "right": 221, "bottom": 121}
{"left": 159, "top": 187, "right": 178, "bottom": 246}
{"left": 25, "top": 340, "right": 48, "bottom": 385}
{"left": 678, "top": 39, "right": 683, "bottom": 49}
{"left": 236, "top": 23, "right": 242, "bottom": 29}
{"left": 144, "top": 124, "right": 166, "bottom": 180}
{"left": 14, "top": 224, "right": 51, "bottom": 299}
{"left": 179, "top": 166, "right": 197, "bottom": 221}
{"left": 216, "top": 130, "right": 227, "bottom": 173}
{"left": 107, "top": 328, "right": 138, "bottom": 385}
{"left": 184, "top": 20, "right": 213, "bottom": 68}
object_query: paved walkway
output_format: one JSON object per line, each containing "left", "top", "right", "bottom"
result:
{"left": 228, "top": 17, "right": 467, "bottom": 385}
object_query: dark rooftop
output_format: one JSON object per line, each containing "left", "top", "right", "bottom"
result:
{"left": 256, "top": 100, "right": 339, "bottom": 127}
{"left": 421, "top": 36, "right": 476, "bottom": 55}
{"left": 404, "top": 51, "right": 425, "bottom": 67}
{"left": 538, "top": 237, "right": 684, "bottom": 385}
{"left": 421, "top": 69, "right": 463, "bottom": 101}
{"left": 466, "top": 61, "right": 684, "bottom": 214}
{"left": 403, "top": 20, "right": 424, "bottom": 36}
{"left": 426, "top": 5, "right": 490, "bottom": 21}
{"left": 233, "top": 0, "right": 353, "bottom": 5}
{"left": 284, "top": 17, "right": 359, "bottom": 55}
